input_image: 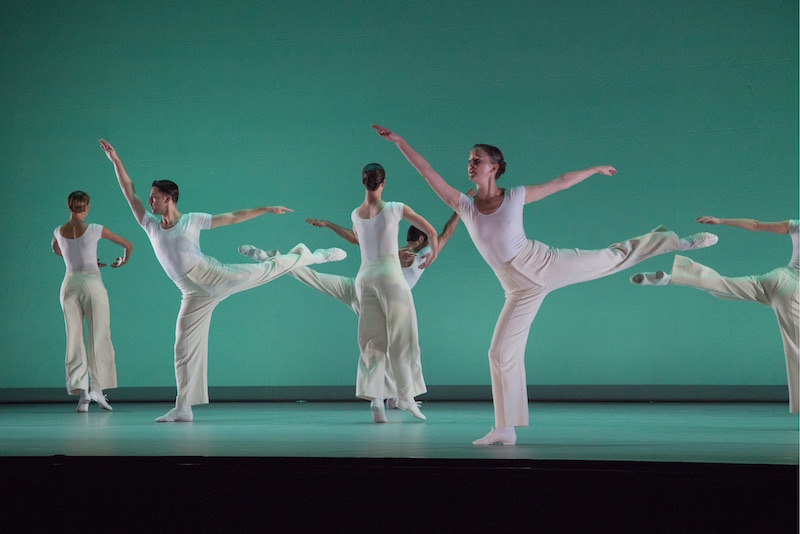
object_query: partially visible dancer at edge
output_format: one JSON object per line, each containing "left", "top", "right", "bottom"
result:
{"left": 631, "top": 215, "right": 799, "bottom": 413}
{"left": 52, "top": 190, "right": 133, "bottom": 413}
{"left": 372, "top": 124, "right": 719, "bottom": 445}
{"left": 99, "top": 139, "right": 346, "bottom": 423}
{"left": 240, "top": 196, "right": 470, "bottom": 418}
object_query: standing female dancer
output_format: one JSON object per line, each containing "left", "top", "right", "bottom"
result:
{"left": 351, "top": 162, "right": 439, "bottom": 422}
{"left": 52, "top": 191, "right": 133, "bottom": 412}
{"left": 631, "top": 216, "right": 799, "bottom": 413}
{"left": 240, "top": 206, "right": 465, "bottom": 421}
{"left": 99, "top": 139, "right": 345, "bottom": 422}
{"left": 372, "top": 124, "right": 719, "bottom": 445}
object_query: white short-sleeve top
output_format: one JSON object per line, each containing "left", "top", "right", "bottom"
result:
{"left": 458, "top": 186, "right": 528, "bottom": 269}
{"left": 53, "top": 223, "right": 103, "bottom": 274}
{"left": 351, "top": 202, "right": 404, "bottom": 263}
{"left": 140, "top": 212, "right": 212, "bottom": 282}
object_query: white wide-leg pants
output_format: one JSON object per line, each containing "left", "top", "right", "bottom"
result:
{"left": 171, "top": 244, "right": 317, "bottom": 407}
{"left": 60, "top": 271, "right": 117, "bottom": 395}
{"left": 354, "top": 256, "right": 425, "bottom": 402}
{"left": 490, "top": 226, "right": 681, "bottom": 428}
{"left": 670, "top": 255, "right": 799, "bottom": 413}
{"left": 291, "top": 266, "right": 399, "bottom": 398}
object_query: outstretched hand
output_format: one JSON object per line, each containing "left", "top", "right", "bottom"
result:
{"left": 305, "top": 218, "right": 329, "bottom": 227}
{"left": 371, "top": 124, "right": 400, "bottom": 142}
{"left": 99, "top": 139, "right": 117, "bottom": 161}
{"left": 266, "top": 206, "right": 293, "bottom": 215}
{"left": 596, "top": 166, "right": 617, "bottom": 176}
{"left": 696, "top": 216, "right": 720, "bottom": 225}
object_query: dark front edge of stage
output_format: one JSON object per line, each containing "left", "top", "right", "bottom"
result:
{"left": 4, "top": 455, "right": 797, "bottom": 532}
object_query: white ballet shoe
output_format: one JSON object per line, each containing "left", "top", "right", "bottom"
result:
{"left": 630, "top": 271, "right": 670, "bottom": 286}
{"left": 90, "top": 391, "right": 113, "bottom": 411}
{"left": 312, "top": 248, "right": 346, "bottom": 264}
{"left": 397, "top": 399, "right": 426, "bottom": 421}
{"left": 387, "top": 398, "right": 398, "bottom": 410}
{"left": 238, "top": 245, "right": 276, "bottom": 262}
{"left": 76, "top": 390, "right": 90, "bottom": 413}
{"left": 681, "top": 232, "right": 718, "bottom": 251}
{"left": 155, "top": 407, "right": 193, "bottom": 423}
{"left": 472, "top": 427, "right": 516, "bottom": 446}
{"left": 370, "top": 399, "right": 387, "bottom": 424}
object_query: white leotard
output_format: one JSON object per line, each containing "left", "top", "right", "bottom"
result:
{"left": 458, "top": 186, "right": 527, "bottom": 269}
{"left": 53, "top": 223, "right": 103, "bottom": 273}
{"left": 140, "top": 212, "right": 211, "bottom": 282}
{"left": 351, "top": 202, "right": 404, "bottom": 262}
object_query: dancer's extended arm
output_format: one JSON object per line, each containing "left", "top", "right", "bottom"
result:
{"left": 211, "top": 206, "right": 291, "bottom": 229}
{"left": 403, "top": 206, "right": 438, "bottom": 268}
{"left": 99, "top": 139, "right": 147, "bottom": 224}
{"left": 696, "top": 216, "right": 790, "bottom": 234}
{"left": 524, "top": 166, "right": 617, "bottom": 204}
{"left": 305, "top": 219, "right": 359, "bottom": 245}
{"left": 372, "top": 125, "right": 461, "bottom": 211}
{"left": 101, "top": 228, "right": 133, "bottom": 268}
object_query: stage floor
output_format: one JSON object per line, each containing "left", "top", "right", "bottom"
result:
{"left": 1, "top": 400, "right": 796, "bottom": 463}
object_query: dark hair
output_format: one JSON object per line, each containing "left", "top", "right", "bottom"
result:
{"left": 152, "top": 180, "right": 179, "bottom": 203}
{"left": 406, "top": 225, "right": 427, "bottom": 244}
{"left": 362, "top": 163, "right": 385, "bottom": 191}
{"left": 472, "top": 144, "right": 506, "bottom": 180}
{"left": 67, "top": 191, "right": 90, "bottom": 213}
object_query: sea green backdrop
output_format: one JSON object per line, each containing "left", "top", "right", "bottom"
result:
{"left": 1, "top": 0, "right": 797, "bottom": 400}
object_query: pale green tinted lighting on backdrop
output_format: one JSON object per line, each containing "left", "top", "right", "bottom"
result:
{"left": 0, "top": 1, "right": 797, "bottom": 391}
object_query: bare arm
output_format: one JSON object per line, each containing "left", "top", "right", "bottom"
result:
{"left": 101, "top": 227, "right": 133, "bottom": 268}
{"left": 402, "top": 205, "right": 438, "bottom": 268}
{"left": 51, "top": 236, "right": 62, "bottom": 257}
{"left": 99, "top": 139, "right": 147, "bottom": 224}
{"left": 305, "top": 219, "right": 359, "bottom": 245}
{"left": 696, "top": 216, "right": 791, "bottom": 234}
{"left": 524, "top": 166, "right": 617, "bottom": 204}
{"left": 437, "top": 211, "right": 460, "bottom": 251}
{"left": 437, "top": 188, "right": 473, "bottom": 251}
{"left": 211, "top": 206, "right": 292, "bottom": 229}
{"left": 372, "top": 125, "right": 461, "bottom": 211}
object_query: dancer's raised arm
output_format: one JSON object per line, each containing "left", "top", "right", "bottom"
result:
{"left": 305, "top": 219, "right": 359, "bottom": 245}
{"left": 99, "top": 139, "right": 147, "bottom": 224}
{"left": 211, "top": 206, "right": 292, "bottom": 229}
{"left": 372, "top": 125, "right": 461, "bottom": 211}
{"left": 696, "top": 216, "right": 790, "bottom": 234}
{"left": 402, "top": 206, "right": 438, "bottom": 268}
{"left": 524, "top": 166, "right": 617, "bottom": 204}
